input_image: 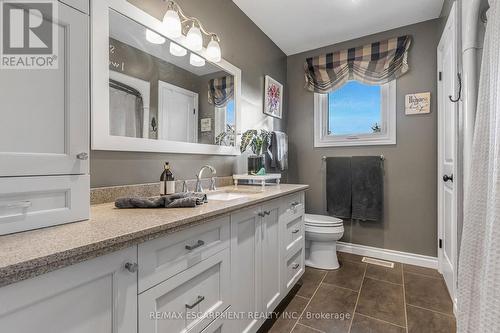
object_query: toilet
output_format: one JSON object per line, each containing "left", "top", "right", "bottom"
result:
{"left": 304, "top": 214, "right": 344, "bottom": 270}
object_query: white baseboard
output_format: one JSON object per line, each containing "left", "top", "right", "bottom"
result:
{"left": 337, "top": 242, "right": 438, "bottom": 269}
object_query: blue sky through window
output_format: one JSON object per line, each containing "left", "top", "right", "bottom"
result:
{"left": 328, "top": 81, "right": 381, "bottom": 135}
{"left": 226, "top": 100, "right": 235, "bottom": 125}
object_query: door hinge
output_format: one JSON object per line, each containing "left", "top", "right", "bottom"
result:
{"left": 193, "top": 108, "right": 196, "bottom": 114}
{"left": 439, "top": 72, "right": 442, "bottom": 81}
{"left": 439, "top": 239, "right": 443, "bottom": 249}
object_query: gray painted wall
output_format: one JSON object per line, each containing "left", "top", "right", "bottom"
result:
{"left": 286, "top": 19, "right": 441, "bottom": 257}
{"left": 91, "top": 0, "right": 287, "bottom": 187}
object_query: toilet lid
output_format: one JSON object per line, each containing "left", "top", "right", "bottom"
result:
{"left": 304, "top": 214, "right": 343, "bottom": 227}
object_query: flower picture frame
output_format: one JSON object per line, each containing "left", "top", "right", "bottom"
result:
{"left": 264, "top": 75, "right": 283, "bottom": 119}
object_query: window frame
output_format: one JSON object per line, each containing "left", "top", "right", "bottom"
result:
{"left": 314, "top": 80, "right": 397, "bottom": 147}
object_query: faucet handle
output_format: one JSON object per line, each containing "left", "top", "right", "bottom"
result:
{"left": 195, "top": 175, "right": 203, "bottom": 193}
{"left": 210, "top": 177, "right": 217, "bottom": 191}
{"left": 182, "top": 180, "right": 188, "bottom": 193}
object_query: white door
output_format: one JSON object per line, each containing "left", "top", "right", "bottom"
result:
{"left": 230, "top": 207, "right": 263, "bottom": 333}
{"left": 437, "top": 2, "right": 458, "bottom": 302}
{"left": 261, "top": 201, "right": 281, "bottom": 313}
{"left": 0, "top": 2, "right": 89, "bottom": 177}
{"left": 158, "top": 81, "right": 198, "bottom": 143}
{"left": 0, "top": 247, "right": 137, "bottom": 333}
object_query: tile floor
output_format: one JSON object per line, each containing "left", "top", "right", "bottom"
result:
{"left": 261, "top": 252, "right": 456, "bottom": 333}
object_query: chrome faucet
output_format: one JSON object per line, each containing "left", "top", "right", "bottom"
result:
{"left": 196, "top": 165, "right": 217, "bottom": 192}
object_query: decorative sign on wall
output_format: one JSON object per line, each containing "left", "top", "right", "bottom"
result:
{"left": 405, "top": 92, "right": 431, "bottom": 115}
{"left": 200, "top": 118, "right": 212, "bottom": 132}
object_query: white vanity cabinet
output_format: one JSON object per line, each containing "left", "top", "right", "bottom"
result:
{"left": 230, "top": 193, "right": 306, "bottom": 333}
{"left": 0, "top": 1, "right": 90, "bottom": 235}
{"left": 0, "top": 247, "right": 138, "bottom": 333}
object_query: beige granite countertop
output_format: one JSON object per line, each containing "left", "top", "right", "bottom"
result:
{"left": 0, "top": 184, "right": 308, "bottom": 287}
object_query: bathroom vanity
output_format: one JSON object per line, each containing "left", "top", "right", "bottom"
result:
{"left": 0, "top": 185, "right": 307, "bottom": 333}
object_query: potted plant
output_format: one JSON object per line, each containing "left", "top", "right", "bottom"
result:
{"left": 240, "top": 129, "right": 272, "bottom": 175}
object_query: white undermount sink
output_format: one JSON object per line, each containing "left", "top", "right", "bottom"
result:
{"left": 206, "top": 192, "right": 249, "bottom": 201}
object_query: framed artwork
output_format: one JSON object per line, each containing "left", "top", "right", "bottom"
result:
{"left": 264, "top": 75, "right": 283, "bottom": 119}
{"left": 405, "top": 92, "right": 431, "bottom": 115}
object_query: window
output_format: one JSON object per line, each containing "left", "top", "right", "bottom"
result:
{"left": 314, "top": 80, "right": 396, "bottom": 147}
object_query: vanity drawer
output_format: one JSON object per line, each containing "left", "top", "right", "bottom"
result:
{"left": 283, "top": 246, "right": 305, "bottom": 292}
{"left": 0, "top": 175, "right": 90, "bottom": 235}
{"left": 284, "top": 215, "right": 304, "bottom": 253}
{"left": 280, "top": 192, "right": 305, "bottom": 224}
{"left": 139, "top": 248, "right": 230, "bottom": 333}
{"left": 138, "top": 216, "right": 230, "bottom": 292}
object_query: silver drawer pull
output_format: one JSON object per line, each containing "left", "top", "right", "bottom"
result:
{"left": 185, "top": 240, "right": 205, "bottom": 251}
{"left": 291, "top": 263, "right": 300, "bottom": 270}
{"left": 124, "top": 262, "right": 138, "bottom": 273}
{"left": 291, "top": 202, "right": 300, "bottom": 208}
{"left": 185, "top": 296, "right": 205, "bottom": 309}
{"left": 264, "top": 211, "right": 271, "bottom": 216}
{"left": 76, "top": 152, "right": 89, "bottom": 160}
{"left": 0, "top": 201, "right": 32, "bottom": 209}
{"left": 291, "top": 228, "right": 300, "bottom": 234}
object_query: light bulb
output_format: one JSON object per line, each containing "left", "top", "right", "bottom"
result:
{"left": 206, "top": 38, "right": 221, "bottom": 62}
{"left": 185, "top": 25, "right": 203, "bottom": 51}
{"left": 169, "top": 42, "right": 187, "bottom": 57}
{"left": 163, "top": 9, "right": 182, "bottom": 38}
{"left": 189, "top": 53, "right": 205, "bottom": 67}
{"left": 145, "top": 29, "right": 166, "bottom": 44}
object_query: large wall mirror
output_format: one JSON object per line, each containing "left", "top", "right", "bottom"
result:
{"left": 92, "top": 0, "right": 241, "bottom": 155}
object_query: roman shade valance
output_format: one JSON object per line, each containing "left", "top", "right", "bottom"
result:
{"left": 208, "top": 76, "right": 234, "bottom": 107}
{"left": 304, "top": 35, "right": 412, "bottom": 93}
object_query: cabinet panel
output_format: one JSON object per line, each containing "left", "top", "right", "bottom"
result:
{"left": 139, "top": 249, "right": 230, "bottom": 333}
{"left": 138, "top": 216, "right": 229, "bottom": 292}
{"left": 261, "top": 200, "right": 281, "bottom": 313}
{"left": 230, "top": 207, "right": 262, "bottom": 333}
{"left": 0, "top": 2, "right": 89, "bottom": 176}
{"left": 0, "top": 247, "right": 137, "bottom": 333}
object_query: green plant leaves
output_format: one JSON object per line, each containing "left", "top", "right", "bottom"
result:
{"left": 240, "top": 129, "right": 257, "bottom": 153}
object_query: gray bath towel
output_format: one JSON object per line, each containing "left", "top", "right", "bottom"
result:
{"left": 351, "top": 156, "right": 383, "bottom": 222}
{"left": 326, "top": 157, "right": 352, "bottom": 219}
{"left": 115, "top": 192, "right": 207, "bottom": 209}
{"left": 268, "top": 131, "right": 288, "bottom": 171}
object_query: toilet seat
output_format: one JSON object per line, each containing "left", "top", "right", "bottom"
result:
{"left": 305, "top": 214, "right": 343, "bottom": 227}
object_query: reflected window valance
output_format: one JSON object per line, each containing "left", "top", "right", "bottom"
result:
{"left": 208, "top": 76, "right": 234, "bottom": 107}
{"left": 304, "top": 35, "right": 412, "bottom": 93}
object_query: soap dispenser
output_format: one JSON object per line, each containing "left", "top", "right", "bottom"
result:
{"left": 160, "top": 162, "right": 175, "bottom": 195}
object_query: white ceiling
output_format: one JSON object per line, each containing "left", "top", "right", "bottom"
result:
{"left": 232, "top": 0, "right": 445, "bottom": 55}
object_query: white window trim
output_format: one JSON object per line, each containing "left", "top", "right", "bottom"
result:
{"left": 314, "top": 81, "right": 397, "bottom": 147}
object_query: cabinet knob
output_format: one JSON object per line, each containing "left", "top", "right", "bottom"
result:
{"left": 76, "top": 152, "right": 89, "bottom": 160}
{"left": 124, "top": 262, "right": 138, "bottom": 273}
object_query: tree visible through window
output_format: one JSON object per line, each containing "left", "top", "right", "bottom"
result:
{"left": 328, "top": 81, "right": 382, "bottom": 136}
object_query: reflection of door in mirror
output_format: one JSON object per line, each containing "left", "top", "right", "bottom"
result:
{"left": 158, "top": 81, "right": 198, "bottom": 143}
{"left": 109, "top": 70, "right": 150, "bottom": 139}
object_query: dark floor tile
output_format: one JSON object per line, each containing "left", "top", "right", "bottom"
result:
{"left": 407, "top": 305, "right": 456, "bottom": 333}
{"left": 267, "top": 296, "right": 309, "bottom": 333}
{"left": 350, "top": 313, "right": 406, "bottom": 333}
{"left": 404, "top": 272, "right": 453, "bottom": 314}
{"left": 365, "top": 262, "right": 403, "bottom": 284}
{"left": 356, "top": 277, "right": 406, "bottom": 327}
{"left": 291, "top": 323, "right": 321, "bottom": 333}
{"left": 338, "top": 251, "right": 364, "bottom": 264}
{"left": 403, "top": 264, "right": 442, "bottom": 278}
{"left": 323, "top": 260, "right": 366, "bottom": 291}
{"left": 299, "top": 283, "right": 357, "bottom": 333}
{"left": 296, "top": 267, "right": 327, "bottom": 298}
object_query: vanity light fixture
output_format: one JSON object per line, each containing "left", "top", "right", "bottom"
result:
{"left": 169, "top": 42, "right": 187, "bottom": 57}
{"left": 162, "top": 0, "right": 222, "bottom": 62}
{"left": 189, "top": 53, "right": 205, "bottom": 67}
{"left": 145, "top": 29, "right": 166, "bottom": 44}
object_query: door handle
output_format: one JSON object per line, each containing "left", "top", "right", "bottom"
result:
{"left": 124, "top": 262, "right": 138, "bottom": 273}
{"left": 442, "top": 174, "right": 453, "bottom": 183}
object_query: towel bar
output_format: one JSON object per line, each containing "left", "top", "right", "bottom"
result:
{"left": 321, "top": 155, "right": 385, "bottom": 161}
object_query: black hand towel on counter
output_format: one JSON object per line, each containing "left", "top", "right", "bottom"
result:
{"left": 351, "top": 156, "right": 383, "bottom": 222}
{"left": 115, "top": 192, "right": 207, "bottom": 209}
{"left": 326, "top": 157, "right": 352, "bottom": 219}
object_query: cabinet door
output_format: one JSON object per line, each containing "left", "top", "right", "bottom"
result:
{"left": 261, "top": 200, "right": 282, "bottom": 313}
{"left": 0, "top": 2, "right": 89, "bottom": 177}
{"left": 0, "top": 247, "right": 137, "bottom": 333}
{"left": 230, "top": 207, "right": 263, "bottom": 333}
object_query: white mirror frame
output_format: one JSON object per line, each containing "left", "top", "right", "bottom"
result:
{"left": 91, "top": 0, "right": 241, "bottom": 155}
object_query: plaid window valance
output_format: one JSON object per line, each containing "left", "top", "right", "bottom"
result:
{"left": 304, "top": 35, "right": 412, "bottom": 93}
{"left": 208, "top": 76, "right": 234, "bottom": 107}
